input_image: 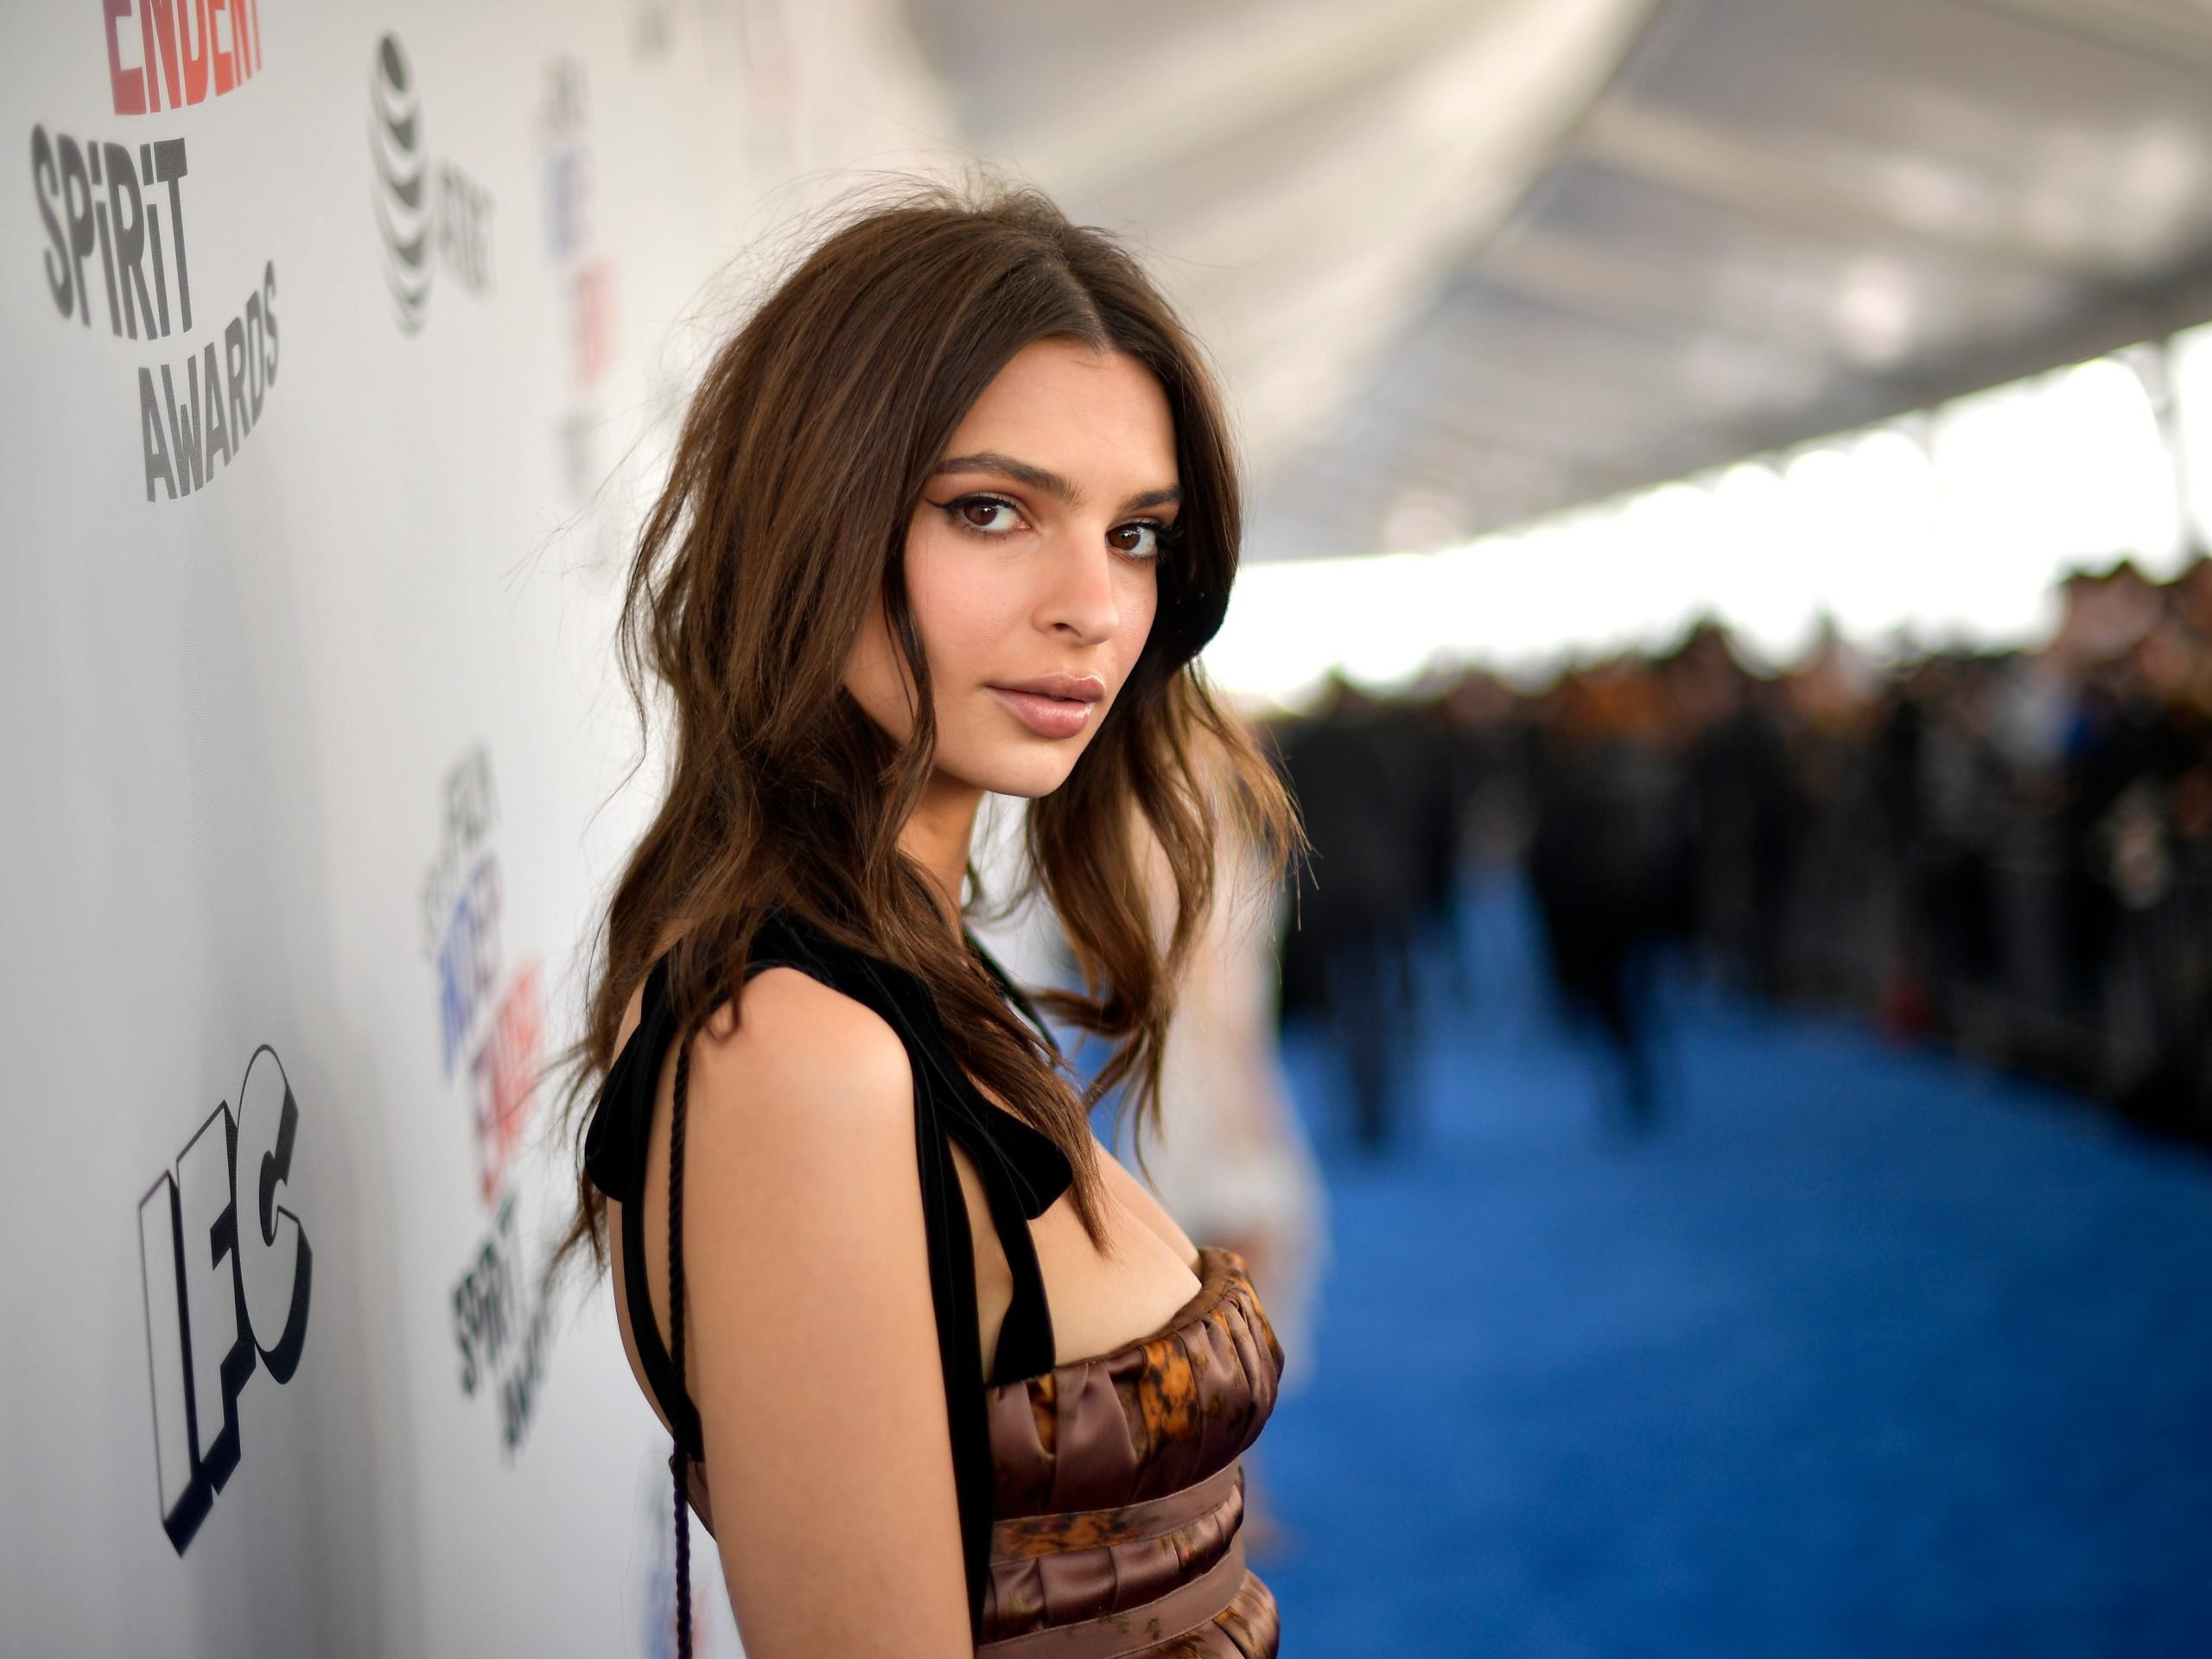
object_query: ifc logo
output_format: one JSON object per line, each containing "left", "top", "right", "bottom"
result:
{"left": 138, "top": 1045, "right": 312, "bottom": 1553}
{"left": 370, "top": 32, "right": 429, "bottom": 334}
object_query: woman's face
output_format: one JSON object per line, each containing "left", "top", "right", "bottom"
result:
{"left": 845, "top": 338, "right": 1177, "bottom": 799}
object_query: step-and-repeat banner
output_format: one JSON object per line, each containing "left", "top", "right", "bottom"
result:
{"left": 0, "top": 4, "right": 958, "bottom": 1652}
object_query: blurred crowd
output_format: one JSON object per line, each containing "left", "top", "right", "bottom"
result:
{"left": 1268, "top": 556, "right": 2212, "bottom": 1147}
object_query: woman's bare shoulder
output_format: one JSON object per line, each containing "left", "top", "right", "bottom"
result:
{"left": 694, "top": 964, "right": 910, "bottom": 1111}
{"left": 609, "top": 931, "right": 912, "bottom": 1132}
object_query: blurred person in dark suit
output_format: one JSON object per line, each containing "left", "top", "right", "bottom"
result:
{"left": 1274, "top": 678, "right": 1427, "bottom": 1148}
{"left": 1524, "top": 664, "right": 1692, "bottom": 1130}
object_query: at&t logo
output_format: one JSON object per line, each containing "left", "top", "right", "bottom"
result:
{"left": 371, "top": 32, "right": 493, "bottom": 335}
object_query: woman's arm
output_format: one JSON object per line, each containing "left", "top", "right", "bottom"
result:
{"left": 661, "top": 965, "right": 972, "bottom": 1657}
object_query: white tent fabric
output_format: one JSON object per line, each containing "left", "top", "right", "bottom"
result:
{"left": 917, "top": 0, "right": 2212, "bottom": 558}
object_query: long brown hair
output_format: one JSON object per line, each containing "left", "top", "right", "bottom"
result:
{"left": 554, "top": 180, "right": 1295, "bottom": 1270}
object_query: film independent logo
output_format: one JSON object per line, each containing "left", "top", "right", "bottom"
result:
{"left": 370, "top": 32, "right": 429, "bottom": 334}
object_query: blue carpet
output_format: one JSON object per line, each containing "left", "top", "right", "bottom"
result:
{"left": 1256, "top": 874, "right": 2212, "bottom": 1657}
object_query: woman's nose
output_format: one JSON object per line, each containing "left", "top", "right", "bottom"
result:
{"left": 1039, "top": 534, "right": 1120, "bottom": 645}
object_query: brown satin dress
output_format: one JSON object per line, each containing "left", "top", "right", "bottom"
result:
{"left": 980, "top": 1246, "right": 1284, "bottom": 1656}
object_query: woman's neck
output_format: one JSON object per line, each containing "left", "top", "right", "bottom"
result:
{"left": 899, "top": 770, "right": 985, "bottom": 931}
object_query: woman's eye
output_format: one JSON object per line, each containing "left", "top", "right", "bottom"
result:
{"left": 950, "top": 496, "right": 1020, "bottom": 534}
{"left": 1109, "top": 520, "right": 1166, "bottom": 560}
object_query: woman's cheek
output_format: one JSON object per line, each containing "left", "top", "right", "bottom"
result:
{"left": 912, "top": 551, "right": 1028, "bottom": 669}
{"left": 1117, "top": 574, "right": 1160, "bottom": 671}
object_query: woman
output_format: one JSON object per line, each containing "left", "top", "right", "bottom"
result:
{"left": 556, "top": 184, "right": 1297, "bottom": 1657}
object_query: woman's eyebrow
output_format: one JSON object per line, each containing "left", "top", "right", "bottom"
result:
{"left": 933, "top": 452, "right": 1182, "bottom": 514}
{"left": 1122, "top": 485, "right": 1184, "bottom": 513}
{"left": 935, "top": 452, "right": 1081, "bottom": 505}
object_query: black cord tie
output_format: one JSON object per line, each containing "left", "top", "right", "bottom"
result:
{"left": 668, "top": 1037, "right": 694, "bottom": 1659}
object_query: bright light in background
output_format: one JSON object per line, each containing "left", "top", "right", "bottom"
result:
{"left": 1610, "top": 485, "right": 1713, "bottom": 651}
{"left": 1204, "top": 343, "right": 2202, "bottom": 706}
{"left": 1808, "top": 431, "right": 1941, "bottom": 645}
{"left": 2166, "top": 320, "right": 2212, "bottom": 553}
{"left": 1205, "top": 552, "right": 1446, "bottom": 707}
{"left": 1438, "top": 522, "right": 1584, "bottom": 682}
{"left": 1703, "top": 461, "right": 1802, "bottom": 664}
{"left": 2066, "top": 357, "right": 2183, "bottom": 578}
{"left": 1928, "top": 355, "right": 2180, "bottom": 643}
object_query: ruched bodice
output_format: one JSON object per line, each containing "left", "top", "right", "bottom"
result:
{"left": 980, "top": 1247, "right": 1283, "bottom": 1656}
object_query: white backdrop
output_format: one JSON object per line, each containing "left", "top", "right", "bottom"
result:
{"left": 0, "top": 3, "right": 964, "bottom": 1652}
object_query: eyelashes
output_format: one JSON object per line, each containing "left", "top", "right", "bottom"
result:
{"left": 940, "top": 493, "right": 1023, "bottom": 537}
{"left": 931, "top": 492, "right": 1181, "bottom": 562}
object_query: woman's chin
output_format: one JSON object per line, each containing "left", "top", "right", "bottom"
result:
{"left": 947, "top": 747, "right": 1087, "bottom": 802}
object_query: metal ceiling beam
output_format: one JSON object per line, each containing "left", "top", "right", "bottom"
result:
{"left": 1461, "top": 258, "right": 2212, "bottom": 536}
{"left": 1478, "top": 229, "right": 1783, "bottom": 344}
{"left": 1568, "top": 98, "right": 2111, "bottom": 278}
{"left": 1948, "top": 0, "right": 2212, "bottom": 73}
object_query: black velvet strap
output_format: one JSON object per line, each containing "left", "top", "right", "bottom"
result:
{"left": 579, "top": 910, "right": 1077, "bottom": 1642}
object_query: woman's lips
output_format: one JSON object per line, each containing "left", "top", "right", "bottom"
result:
{"left": 988, "top": 679, "right": 1103, "bottom": 740}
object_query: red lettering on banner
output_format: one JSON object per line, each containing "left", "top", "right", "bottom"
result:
{"left": 105, "top": 0, "right": 147, "bottom": 114}
{"left": 181, "top": 0, "right": 209, "bottom": 105}
{"left": 107, "top": 0, "right": 262, "bottom": 115}
{"left": 210, "top": 0, "right": 234, "bottom": 97}
{"left": 138, "top": 0, "right": 184, "bottom": 113}
{"left": 469, "top": 960, "right": 544, "bottom": 1205}
{"left": 574, "top": 261, "right": 615, "bottom": 390}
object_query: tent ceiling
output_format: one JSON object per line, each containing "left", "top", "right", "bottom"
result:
{"left": 907, "top": 0, "right": 2212, "bottom": 559}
